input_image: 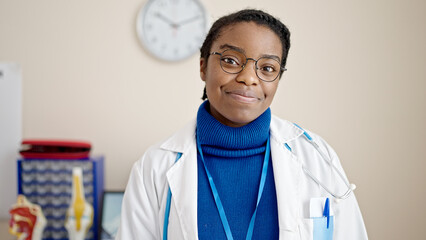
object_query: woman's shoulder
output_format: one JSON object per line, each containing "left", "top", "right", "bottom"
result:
{"left": 270, "top": 115, "right": 334, "bottom": 151}
{"left": 270, "top": 115, "right": 305, "bottom": 143}
{"left": 133, "top": 119, "right": 197, "bottom": 170}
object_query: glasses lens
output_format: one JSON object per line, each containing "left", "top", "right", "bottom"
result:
{"left": 256, "top": 57, "right": 281, "bottom": 82}
{"left": 219, "top": 49, "right": 246, "bottom": 74}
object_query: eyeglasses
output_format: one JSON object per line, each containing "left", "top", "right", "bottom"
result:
{"left": 210, "top": 49, "right": 286, "bottom": 82}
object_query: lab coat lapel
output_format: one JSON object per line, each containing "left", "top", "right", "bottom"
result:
{"left": 271, "top": 139, "right": 302, "bottom": 233}
{"left": 270, "top": 116, "right": 304, "bottom": 235}
{"left": 163, "top": 120, "right": 198, "bottom": 239}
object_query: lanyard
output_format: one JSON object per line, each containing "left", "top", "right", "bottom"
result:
{"left": 196, "top": 134, "right": 271, "bottom": 240}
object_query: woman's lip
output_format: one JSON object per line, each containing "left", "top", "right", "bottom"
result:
{"left": 225, "top": 89, "right": 260, "bottom": 103}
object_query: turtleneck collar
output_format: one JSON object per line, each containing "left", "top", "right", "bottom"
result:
{"left": 196, "top": 101, "right": 271, "bottom": 150}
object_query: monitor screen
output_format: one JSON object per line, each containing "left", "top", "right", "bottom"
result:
{"left": 99, "top": 191, "right": 124, "bottom": 240}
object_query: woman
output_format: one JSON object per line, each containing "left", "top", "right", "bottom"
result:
{"left": 117, "top": 9, "right": 368, "bottom": 240}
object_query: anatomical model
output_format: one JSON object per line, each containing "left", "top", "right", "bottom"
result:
{"left": 65, "top": 167, "right": 94, "bottom": 240}
{"left": 9, "top": 195, "right": 47, "bottom": 240}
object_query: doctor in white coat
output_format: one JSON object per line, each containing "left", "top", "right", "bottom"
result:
{"left": 117, "top": 9, "right": 368, "bottom": 240}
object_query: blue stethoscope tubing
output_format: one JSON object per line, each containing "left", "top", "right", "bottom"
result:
{"left": 163, "top": 123, "right": 356, "bottom": 239}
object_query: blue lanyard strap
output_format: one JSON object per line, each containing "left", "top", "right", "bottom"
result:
{"left": 196, "top": 134, "right": 271, "bottom": 240}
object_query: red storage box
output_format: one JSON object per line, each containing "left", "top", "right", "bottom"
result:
{"left": 19, "top": 140, "right": 91, "bottom": 159}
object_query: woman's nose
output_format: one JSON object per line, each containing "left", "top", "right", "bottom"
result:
{"left": 235, "top": 60, "right": 259, "bottom": 85}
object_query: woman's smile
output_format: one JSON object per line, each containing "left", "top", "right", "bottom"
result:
{"left": 225, "top": 88, "right": 262, "bottom": 104}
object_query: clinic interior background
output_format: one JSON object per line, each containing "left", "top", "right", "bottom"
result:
{"left": 1, "top": 0, "right": 425, "bottom": 239}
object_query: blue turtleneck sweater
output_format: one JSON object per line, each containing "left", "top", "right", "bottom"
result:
{"left": 196, "top": 101, "right": 279, "bottom": 240}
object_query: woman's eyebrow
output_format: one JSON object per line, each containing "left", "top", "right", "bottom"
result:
{"left": 219, "top": 44, "right": 281, "bottom": 62}
{"left": 263, "top": 54, "right": 281, "bottom": 62}
{"left": 219, "top": 44, "right": 245, "bottom": 53}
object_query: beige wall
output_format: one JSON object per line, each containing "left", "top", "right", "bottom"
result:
{"left": 1, "top": 0, "right": 426, "bottom": 239}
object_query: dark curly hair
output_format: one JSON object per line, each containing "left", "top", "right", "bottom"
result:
{"left": 200, "top": 9, "right": 291, "bottom": 100}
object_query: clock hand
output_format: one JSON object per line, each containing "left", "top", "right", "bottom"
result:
{"left": 154, "top": 12, "right": 178, "bottom": 28}
{"left": 175, "top": 15, "right": 201, "bottom": 27}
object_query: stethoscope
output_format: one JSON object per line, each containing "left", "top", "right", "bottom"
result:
{"left": 163, "top": 123, "right": 356, "bottom": 239}
{"left": 290, "top": 123, "right": 357, "bottom": 202}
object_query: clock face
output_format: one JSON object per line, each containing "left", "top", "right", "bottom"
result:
{"left": 137, "top": 0, "right": 209, "bottom": 62}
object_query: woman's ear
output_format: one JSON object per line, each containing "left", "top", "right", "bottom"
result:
{"left": 200, "top": 58, "right": 206, "bottom": 81}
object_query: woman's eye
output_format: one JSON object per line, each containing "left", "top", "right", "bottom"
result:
{"left": 222, "top": 57, "right": 239, "bottom": 65}
{"left": 261, "top": 65, "right": 276, "bottom": 73}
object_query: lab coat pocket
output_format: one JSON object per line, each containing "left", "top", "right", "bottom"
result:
{"left": 312, "top": 216, "right": 334, "bottom": 240}
{"left": 307, "top": 197, "right": 335, "bottom": 240}
{"left": 279, "top": 228, "right": 300, "bottom": 240}
{"left": 299, "top": 218, "right": 313, "bottom": 240}
{"left": 299, "top": 217, "right": 334, "bottom": 240}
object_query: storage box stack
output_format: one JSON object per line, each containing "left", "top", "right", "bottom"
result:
{"left": 16, "top": 140, "right": 104, "bottom": 240}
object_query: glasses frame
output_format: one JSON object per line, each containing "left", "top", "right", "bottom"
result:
{"left": 210, "top": 49, "right": 287, "bottom": 82}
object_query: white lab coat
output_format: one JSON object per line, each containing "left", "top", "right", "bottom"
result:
{"left": 116, "top": 116, "right": 368, "bottom": 240}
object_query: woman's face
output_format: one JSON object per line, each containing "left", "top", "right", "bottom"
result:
{"left": 200, "top": 22, "right": 283, "bottom": 127}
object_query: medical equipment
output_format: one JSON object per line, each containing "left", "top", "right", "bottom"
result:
{"left": 290, "top": 124, "right": 357, "bottom": 202}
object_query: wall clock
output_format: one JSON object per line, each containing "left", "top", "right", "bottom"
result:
{"left": 136, "top": 0, "right": 209, "bottom": 62}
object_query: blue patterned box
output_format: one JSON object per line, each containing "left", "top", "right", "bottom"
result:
{"left": 17, "top": 156, "right": 104, "bottom": 240}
